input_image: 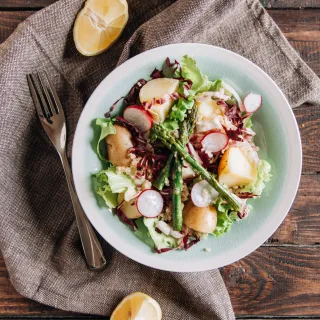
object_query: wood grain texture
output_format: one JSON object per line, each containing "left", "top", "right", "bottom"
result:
{"left": 270, "top": 9, "right": 320, "bottom": 39}
{"left": 0, "top": 0, "right": 56, "bottom": 8}
{"left": 1, "top": 243, "right": 320, "bottom": 316}
{"left": 0, "top": 0, "right": 319, "bottom": 8}
{"left": 269, "top": 10, "right": 320, "bottom": 77}
{"left": 267, "top": 175, "right": 320, "bottom": 245}
{"left": 222, "top": 246, "right": 320, "bottom": 316}
{"left": 294, "top": 105, "right": 320, "bottom": 175}
{"left": 261, "top": 0, "right": 320, "bottom": 8}
{"left": 0, "top": 11, "right": 31, "bottom": 42}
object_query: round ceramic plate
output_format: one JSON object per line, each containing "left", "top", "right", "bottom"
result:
{"left": 72, "top": 43, "right": 302, "bottom": 272}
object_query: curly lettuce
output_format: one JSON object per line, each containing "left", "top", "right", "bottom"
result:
{"left": 92, "top": 170, "right": 118, "bottom": 208}
{"left": 181, "top": 55, "right": 212, "bottom": 93}
{"left": 95, "top": 118, "right": 116, "bottom": 161}
{"left": 240, "top": 160, "right": 272, "bottom": 195}
{"left": 104, "top": 167, "right": 137, "bottom": 201}
{"left": 162, "top": 97, "right": 194, "bottom": 130}
{"left": 93, "top": 167, "right": 136, "bottom": 208}
{"left": 143, "top": 218, "right": 178, "bottom": 250}
{"left": 213, "top": 197, "right": 238, "bottom": 237}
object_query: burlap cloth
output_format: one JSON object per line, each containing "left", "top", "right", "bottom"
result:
{"left": 0, "top": 0, "right": 319, "bottom": 319}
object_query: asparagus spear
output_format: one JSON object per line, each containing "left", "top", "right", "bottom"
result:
{"left": 172, "top": 154, "right": 183, "bottom": 231}
{"left": 179, "top": 104, "right": 198, "bottom": 145}
{"left": 153, "top": 153, "right": 174, "bottom": 190}
{"left": 152, "top": 124, "right": 243, "bottom": 212}
{"left": 153, "top": 104, "right": 197, "bottom": 192}
{"left": 172, "top": 104, "right": 198, "bottom": 231}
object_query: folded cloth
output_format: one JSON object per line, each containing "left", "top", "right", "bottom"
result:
{"left": 0, "top": 0, "right": 319, "bottom": 319}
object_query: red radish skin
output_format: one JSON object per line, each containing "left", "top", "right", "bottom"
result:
{"left": 201, "top": 132, "right": 229, "bottom": 154}
{"left": 243, "top": 93, "right": 262, "bottom": 113}
{"left": 137, "top": 189, "right": 163, "bottom": 218}
{"left": 123, "top": 105, "right": 153, "bottom": 133}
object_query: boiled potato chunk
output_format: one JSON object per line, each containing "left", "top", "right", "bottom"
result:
{"left": 218, "top": 147, "right": 257, "bottom": 187}
{"left": 117, "top": 193, "right": 141, "bottom": 219}
{"left": 106, "top": 125, "right": 133, "bottom": 167}
{"left": 196, "top": 98, "right": 221, "bottom": 119}
{"left": 183, "top": 200, "right": 217, "bottom": 233}
{"left": 139, "top": 78, "right": 179, "bottom": 123}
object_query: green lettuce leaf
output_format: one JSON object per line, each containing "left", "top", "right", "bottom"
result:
{"left": 92, "top": 170, "right": 118, "bottom": 208}
{"left": 134, "top": 218, "right": 155, "bottom": 248}
{"left": 162, "top": 97, "right": 194, "bottom": 130}
{"left": 104, "top": 167, "right": 137, "bottom": 201}
{"left": 209, "top": 79, "right": 223, "bottom": 92}
{"left": 240, "top": 160, "right": 272, "bottom": 195}
{"left": 244, "top": 116, "right": 253, "bottom": 128}
{"left": 161, "top": 118, "right": 180, "bottom": 131}
{"left": 181, "top": 55, "right": 210, "bottom": 93}
{"left": 213, "top": 197, "right": 238, "bottom": 237}
{"left": 170, "top": 97, "right": 194, "bottom": 121}
{"left": 95, "top": 118, "right": 116, "bottom": 161}
{"left": 143, "top": 218, "right": 178, "bottom": 250}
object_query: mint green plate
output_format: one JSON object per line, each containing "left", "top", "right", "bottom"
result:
{"left": 72, "top": 44, "right": 302, "bottom": 272}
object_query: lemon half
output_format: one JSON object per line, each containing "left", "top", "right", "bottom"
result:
{"left": 110, "top": 292, "right": 162, "bottom": 320}
{"left": 74, "top": 0, "right": 128, "bottom": 56}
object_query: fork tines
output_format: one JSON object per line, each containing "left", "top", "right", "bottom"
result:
{"left": 27, "top": 72, "right": 61, "bottom": 121}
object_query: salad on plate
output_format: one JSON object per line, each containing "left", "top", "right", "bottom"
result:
{"left": 92, "top": 55, "right": 271, "bottom": 253}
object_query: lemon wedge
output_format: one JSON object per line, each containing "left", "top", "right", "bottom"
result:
{"left": 73, "top": 0, "right": 128, "bottom": 56}
{"left": 110, "top": 292, "right": 162, "bottom": 320}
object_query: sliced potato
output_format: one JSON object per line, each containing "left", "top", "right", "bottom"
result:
{"left": 139, "top": 78, "right": 179, "bottom": 123}
{"left": 106, "top": 125, "right": 133, "bottom": 167}
{"left": 218, "top": 147, "right": 257, "bottom": 187}
{"left": 183, "top": 200, "right": 217, "bottom": 233}
{"left": 196, "top": 98, "right": 221, "bottom": 119}
{"left": 117, "top": 193, "right": 141, "bottom": 219}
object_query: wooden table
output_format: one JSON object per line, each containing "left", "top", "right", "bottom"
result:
{"left": 0, "top": 0, "right": 319, "bottom": 318}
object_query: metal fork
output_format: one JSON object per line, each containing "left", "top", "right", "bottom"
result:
{"left": 27, "top": 72, "right": 107, "bottom": 271}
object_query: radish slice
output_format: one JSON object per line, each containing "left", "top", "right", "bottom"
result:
{"left": 187, "top": 142, "right": 203, "bottom": 165}
{"left": 201, "top": 132, "right": 228, "bottom": 153}
{"left": 123, "top": 105, "right": 153, "bottom": 132}
{"left": 191, "top": 180, "right": 219, "bottom": 208}
{"left": 243, "top": 93, "right": 262, "bottom": 113}
{"left": 137, "top": 189, "right": 163, "bottom": 218}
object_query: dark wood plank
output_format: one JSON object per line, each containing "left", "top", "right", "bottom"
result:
{"left": 262, "top": 0, "right": 320, "bottom": 8}
{"left": 222, "top": 246, "right": 320, "bottom": 316}
{"left": 269, "top": 9, "right": 320, "bottom": 40}
{"left": 294, "top": 105, "right": 320, "bottom": 175}
{"left": 1, "top": 245, "right": 319, "bottom": 316}
{"left": 0, "top": 11, "right": 32, "bottom": 43}
{"left": 0, "top": 0, "right": 56, "bottom": 8}
{"left": 267, "top": 175, "right": 320, "bottom": 245}
{"left": 0, "top": 0, "right": 319, "bottom": 9}
{"left": 268, "top": 10, "right": 320, "bottom": 76}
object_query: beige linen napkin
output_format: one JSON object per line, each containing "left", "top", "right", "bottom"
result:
{"left": 0, "top": 0, "right": 319, "bottom": 319}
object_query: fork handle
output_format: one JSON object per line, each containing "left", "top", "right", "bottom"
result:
{"left": 60, "top": 151, "right": 107, "bottom": 271}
